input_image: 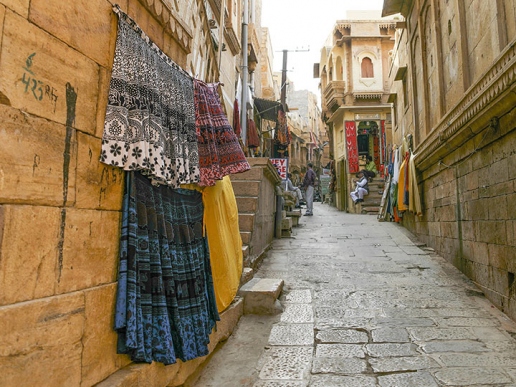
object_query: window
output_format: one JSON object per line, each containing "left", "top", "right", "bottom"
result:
{"left": 361, "top": 57, "right": 374, "bottom": 78}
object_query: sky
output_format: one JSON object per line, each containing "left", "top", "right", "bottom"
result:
{"left": 261, "top": 0, "right": 385, "bottom": 96}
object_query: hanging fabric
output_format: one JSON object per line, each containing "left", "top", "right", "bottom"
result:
{"left": 182, "top": 176, "right": 243, "bottom": 312}
{"left": 233, "top": 99, "right": 241, "bottom": 137}
{"left": 345, "top": 121, "right": 359, "bottom": 173}
{"left": 101, "top": 7, "right": 200, "bottom": 187}
{"left": 408, "top": 152, "right": 423, "bottom": 216}
{"left": 247, "top": 118, "right": 260, "bottom": 148}
{"left": 193, "top": 80, "right": 250, "bottom": 186}
{"left": 115, "top": 171, "right": 220, "bottom": 365}
{"left": 275, "top": 110, "right": 290, "bottom": 146}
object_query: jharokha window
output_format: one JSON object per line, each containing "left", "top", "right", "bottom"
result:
{"left": 361, "top": 57, "right": 374, "bottom": 78}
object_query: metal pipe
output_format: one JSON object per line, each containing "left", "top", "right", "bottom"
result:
{"left": 240, "top": 0, "right": 249, "bottom": 146}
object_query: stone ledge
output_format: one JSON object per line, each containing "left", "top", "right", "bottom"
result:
{"left": 238, "top": 278, "right": 284, "bottom": 315}
{"left": 95, "top": 297, "right": 244, "bottom": 387}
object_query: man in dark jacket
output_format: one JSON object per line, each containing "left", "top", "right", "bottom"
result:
{"left": 302, "top": 162, "right": 316, "bottom": 216}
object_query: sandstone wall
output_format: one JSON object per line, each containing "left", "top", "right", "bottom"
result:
{"left": 0, "top": 0, "right": 241, "bottom": 385}
{"left": 387, "top": 0, "right": 516, "bottom": 321}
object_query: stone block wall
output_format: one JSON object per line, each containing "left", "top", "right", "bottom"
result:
{"left": 405, "top": 109, "right": 516, "bottom": 321}
{"left": 0, "top": 0, "right": 241, "bottom": 385}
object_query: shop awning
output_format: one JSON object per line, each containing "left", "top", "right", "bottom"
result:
{"left": 254, "top": 98, "right": 283, "bottom": 122}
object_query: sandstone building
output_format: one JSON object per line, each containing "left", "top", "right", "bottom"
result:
{"left": 382, "top": 0, "right": 516, "bottom": 321}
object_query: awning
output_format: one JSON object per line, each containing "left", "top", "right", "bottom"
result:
{"left": 254, "top": 98, "right": 283, "bottom": 122}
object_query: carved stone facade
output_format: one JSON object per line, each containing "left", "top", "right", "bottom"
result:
{"left": 318, "top": 11, "right": 396, "bottom": 211}
{"left": 383, "top": 0, "right": 516, "bottom": 320}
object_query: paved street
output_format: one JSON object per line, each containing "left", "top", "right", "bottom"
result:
{"left": 193, "top": 202, "right": 516, "bottom": 387}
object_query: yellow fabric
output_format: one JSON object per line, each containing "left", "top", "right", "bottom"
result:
{"left": 408, "top": 152, "right": 423, "bottom": 216}
{"left": 182, "top": 176, "right": 243, "bottom": 313}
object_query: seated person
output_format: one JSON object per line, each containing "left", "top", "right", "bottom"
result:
{"left": 281, "top": 173, "right": 303, "bottom": 208}
{"left": 363, "top": 155, "right": 378, "bottom": 179}
{"left": 350, "top": 171, "right": 369, "bottom": 204}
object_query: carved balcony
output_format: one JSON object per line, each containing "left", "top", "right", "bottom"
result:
{"left": 322, "top": 80, "right": 346, "bottom": 114}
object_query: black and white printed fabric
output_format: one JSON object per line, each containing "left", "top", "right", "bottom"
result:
{"left": 101, "top": 6, "right": 200, "bottom": 187}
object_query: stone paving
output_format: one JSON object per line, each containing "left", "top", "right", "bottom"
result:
{"left": 194, "top": 202, "right": 516, "bottom": 387}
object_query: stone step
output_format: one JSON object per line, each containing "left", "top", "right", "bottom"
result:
{"left": 242, "top": 244, "right": 249, "bottom": 259}
{"left": 237, "top": 277, "right": 284, "bottom": 315}
{"left": 240, "top": 231, "right": 251, "bottom": 245}
{"left": 235, "top": 196, "right": 258, "bottom": 213}
{"left": 239, "top": 267, "right": 254, "bottom": 286}
{"left": 238, "top": 213, "right": 255, "bottom": 232}
{"left": 231, "top": 180, "right": 261, "bottom": 197}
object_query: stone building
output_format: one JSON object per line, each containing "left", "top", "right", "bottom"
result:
{"left": 317, "top": 10, "right": 397, "bottom": 212}
{"left": 382, "top": 0, "right": 516, "bottom": 321}
{"left": 0, "top": 0, "right": 277, "bottom": 385}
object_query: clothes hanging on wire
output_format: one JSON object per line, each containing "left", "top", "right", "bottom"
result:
{"left": 193, "top": 80, "right": 251, "bottom": 186}
{"left": 101, "top": 7, "right": 200, "bottom": 188}
{"left": 115, "top": 171, "right": 220, "bottom": 365}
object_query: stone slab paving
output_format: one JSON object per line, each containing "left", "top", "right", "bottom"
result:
{"left": 254, "top": 203, "right": 516, "bottom": 386}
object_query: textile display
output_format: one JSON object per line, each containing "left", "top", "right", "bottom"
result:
{"left": 115, "top": 171, "right": 220, "bottom": 364}
{"left": 275, "top": 110, "right": 291, "bottom": 146}
{"left": 183, "top": 176, "right": 243, "bottom": 312}
{"left": 193, "top": 80, "right": 250, "bottom": 186}
{"left": 101, "top": 7, "right": 200, "bottom": 187}
{"left": 345, "top": 121, "right": 359, "bottom": 173}
{"left": 247, "top": 118, "right": 260, "bottom": 148}
{"left": 233, "top": 99, "right": 241, "bottom": 137}
{"left": 408, "top": 152, "right": 423, "bottom": 216}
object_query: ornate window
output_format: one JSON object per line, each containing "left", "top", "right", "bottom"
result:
{"left": 361, "top": 57, "right": 374, "bottom": 78}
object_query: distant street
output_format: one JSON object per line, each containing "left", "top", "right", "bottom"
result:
{"left": 193, "top": 202, "right": 516, "bottom": 387}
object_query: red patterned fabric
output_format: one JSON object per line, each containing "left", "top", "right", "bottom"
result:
{"left": 345, "top": 121, "right": 359, "bottom": 173}
{"left": 373, "top": 135, "right": 380, "bottom": 170}
{"left": 233, "top": 99, "right": 241, "bottom": 137}
{"left": 247, "top": 118, "right": 260, "bottom": 148}
{"left": 381, "top": 120, "right": 386, "bottom": 164}
{"left": 193, "top": 80, "right": 251, "bottom": 186}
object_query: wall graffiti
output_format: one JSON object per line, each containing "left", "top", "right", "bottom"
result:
{"left": 21, "top": 53, "right": 59, "bottom": 111}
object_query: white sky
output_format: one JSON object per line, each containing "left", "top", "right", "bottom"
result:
{"left": 261, "top": 0, "right": 385, "bottom": 96}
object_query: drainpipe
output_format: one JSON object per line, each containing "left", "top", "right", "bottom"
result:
{"left": 240, "top": 0, "right": 249, "bottom": 146}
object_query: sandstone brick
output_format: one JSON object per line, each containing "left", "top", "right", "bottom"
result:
{"left": 487, "top": 266, "right": 510, "bottom": 296}
{"left": 96, "top": 66, "right": 112, "bottom": 138}
{"left": 82, "top": 284, "right": 131, "bottom": 386}
{"left": 488, "top": 244, "right": 509, "bottom": 271}
{"left": 462, "top": 240, "right": 488, "bottom": 265}
{"left": 465, "top": 199, "right": 488, "bottom": 221}
{"left": 56, "top": 208, "right": 120, "bottom": 294}
{"left": 30, "top": 0, "right": 114, "bottom": 68}
{"left": 0, "top": 10, "right": 99, "bottom": 133}
{"left": 461, "top": 220, "right": 475, "bottom": 241}
{"left": 75, "top": 132, "right": 124, "bottom": 211}
{"left": 487, "top": 195, "right": 508, "bottom": 220}
{"left": 0, "top": 292, "right": 85, "bottom": 386}
{"left": 0, "top": 104, "right": 77, "bottom": 206}
{"left": 0, "top": 205, "right": 60, "bottom": 306}
{"left": 440, "top": 221, "right": 457, "bottom": 239}
{"left": 0, "top": 0, "right": 28, "bottom": 17}
{"left": 127, "top": 0, "right": 164, "bottom": 51}
{"left": 507, "top": 220, "right": 516, "bottom": 247}
{"left": 475, "top": 220, "right": 507, "bottom": 245}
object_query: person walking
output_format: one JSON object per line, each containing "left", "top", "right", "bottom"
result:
{"left": 302, "top": 162, "right": 316, "bottom": 216}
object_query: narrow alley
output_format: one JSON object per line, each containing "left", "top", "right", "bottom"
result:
{"left": 192, "top": 202, "right": 516, "bottom": 387}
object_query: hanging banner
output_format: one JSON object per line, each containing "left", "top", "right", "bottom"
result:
{"left": 345, "top": 121, "right": 359, "bottom": 173}
{"left": 270, "top": 158, "right": 288, "bottom": 179}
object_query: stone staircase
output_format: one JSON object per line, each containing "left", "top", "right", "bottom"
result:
{"left": 230, "top": 158, "right": 280, "bottom": 269}
{"left": 359, "top": 176, "right": 385, "bottom": 215}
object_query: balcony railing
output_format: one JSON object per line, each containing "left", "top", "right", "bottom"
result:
{"left": 322, "top": 80, "right": 346, "bottom": 112}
